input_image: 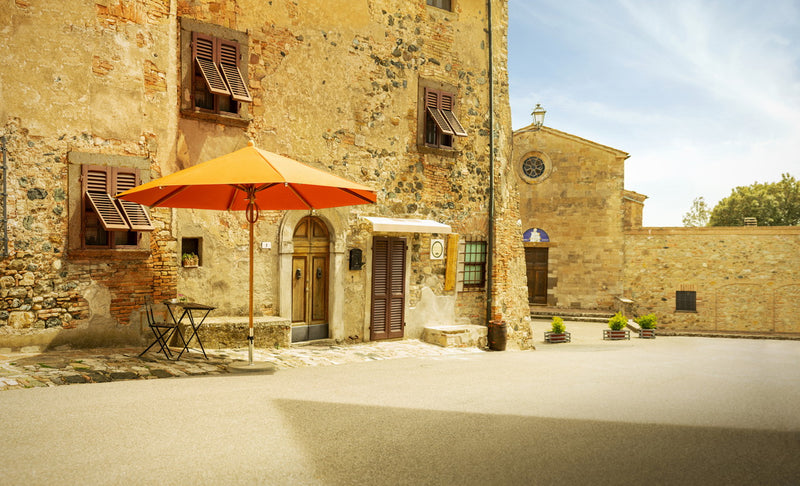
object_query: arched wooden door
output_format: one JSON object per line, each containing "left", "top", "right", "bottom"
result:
{"left": 291, "top": 217, "right": 329, "bottom": 342}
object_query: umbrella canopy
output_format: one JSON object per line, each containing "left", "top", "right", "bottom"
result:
{"left": 117, "top": 141, "right": 376, "bottom": 367}
{"left": 116, "top": 141, "right": 376, "bottom": 211}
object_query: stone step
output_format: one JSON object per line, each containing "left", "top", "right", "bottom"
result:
{"left": 530, "top": 307, "right": 616, "bottom": 323}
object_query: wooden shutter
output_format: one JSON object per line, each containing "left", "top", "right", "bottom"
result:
{"left": 83, "top": 166, "right": 130, "bottom": 231}
{"left": 440, "top": 94, "right": 468, "bottom": 137}
{"left": 219, "top": 41, "right": 252, "bottom": 102}
{"left": 425, "top": 88, "right": 454, "bottom": 136}
{"left": 388, "top": 238, "right": 406, "bottom": 337}
{"left": 114, "top": 170, "right": 154, "bottom": 231}
{"left": 193, "top": 32, "right": 231, "bottom": 96}
{"left": 370, "top": 236, "right": 406, "bottom": 340}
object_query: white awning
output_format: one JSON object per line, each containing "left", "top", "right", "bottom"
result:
{"left": 364, "top": 217, "right": 451, "bottom": 234}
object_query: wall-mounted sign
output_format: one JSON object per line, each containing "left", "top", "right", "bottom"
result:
{"left": 430, "top": 239, "right": 445, "bottom": 260}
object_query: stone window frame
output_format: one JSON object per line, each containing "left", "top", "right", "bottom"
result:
{"left": 458, "top": 236, "right": 487, "bottom": 291}
{"left": 179, "top": 18, "right": 251, "bottom": 128}
{"left": 68, "top": 152, "right": 152, "bottom": 255}
{"left": 417, "top": 78, "right": 466, "bottom": 156}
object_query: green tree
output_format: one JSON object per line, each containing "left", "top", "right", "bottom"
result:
{"left": 708, "top": 173, "right": 800, "bottom": 226}
{"left": 682, "top": 196, "right": 710, "bottom": 227}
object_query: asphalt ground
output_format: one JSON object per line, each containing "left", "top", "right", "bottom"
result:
{"left": 1, "top": 321, "right": 799, "bottom": 485}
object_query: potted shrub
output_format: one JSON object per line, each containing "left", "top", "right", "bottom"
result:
{"left": 182, "top": 253, "right": 199, "bottom": 267}
{"left": 544, "top": 316, "right": 571, "bottom": 343}
{"left": 635, "top": 313, "right": 657, "bottom": 339}
{"left": 603, "top": 312, "right": 630, "bottom": 340}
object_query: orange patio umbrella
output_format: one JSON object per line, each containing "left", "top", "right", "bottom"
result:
{"left": 117, "top": 141, "right": 376, "bottom": 367}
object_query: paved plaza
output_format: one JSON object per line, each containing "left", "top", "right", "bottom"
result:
{"left": 1, "top": 321, "right": 799, "bottom": 484}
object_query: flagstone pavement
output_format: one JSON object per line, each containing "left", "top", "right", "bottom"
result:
{"left": 0, "top": 340, "right": 484, "bottom": 391}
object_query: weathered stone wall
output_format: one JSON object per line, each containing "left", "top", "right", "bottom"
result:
{"left": 624, "top": 227, "right": 800, "bottom": 333}
{"left": 0, "top": 1, "right": 178, "bottom": 349}
{"left": 1, "top": 0, "right": 530, "bottom": 349}
{"left": 512, "top": 126, "right": 629, "bottom": 310}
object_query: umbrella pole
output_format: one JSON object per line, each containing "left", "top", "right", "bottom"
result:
{"left": 248, "top": 217, "right": 255, "bottom": 365}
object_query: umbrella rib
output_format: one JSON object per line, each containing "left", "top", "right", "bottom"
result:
{"left": 152, "top": 186, "right": 189, "bottom": 207}
{"left": 340, "top": 187, "right": 377, "bottom": 204}
{"left": 286, "top": 184, "right": 312, "bottom": 209}
{"left": 226, "top": 185, "right": 244, "bottom": 211}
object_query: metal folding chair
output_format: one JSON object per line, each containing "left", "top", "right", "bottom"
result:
{"left": 139, "top": 299, "right": 186, "bottom": 360}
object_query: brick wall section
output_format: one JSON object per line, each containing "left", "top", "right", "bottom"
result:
{"left": 624, "top": 227, "right": 800, "bottom": 333}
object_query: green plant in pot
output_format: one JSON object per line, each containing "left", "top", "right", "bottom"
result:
{"left": 604, "top": 312, "right": 630, "bottom": 340}
{"left": 635, "top": 313, "right": 657, "bottom": 338}
{"left": 545, "top": 316, "right": 570, "bottom": 343}
{"left": 551, "top": 316, "right": 565, "bottom": 333}
{"left": 182, "top": 253, "right": 199, "bottom": 267}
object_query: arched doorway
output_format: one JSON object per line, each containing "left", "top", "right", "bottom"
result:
{"left": 291, "top": 216, "right": 329, "bottom": 342}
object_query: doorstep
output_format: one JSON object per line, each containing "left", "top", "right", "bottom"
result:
{"left": 422, "top": 325, "right": 487, "bottom": 348}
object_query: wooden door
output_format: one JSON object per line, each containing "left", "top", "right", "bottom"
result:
{"left": 292, "top": 217, "right": 329, "bottom": 342}
{"left": 370, "top": 236, "right": 406, "bottom": 340}
{"left": 525, "top": 247, "right": 548, "bottom": 305}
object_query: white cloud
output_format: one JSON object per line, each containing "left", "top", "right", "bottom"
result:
{"left": 509, "top": 0, "right": 800, "bottom": 227}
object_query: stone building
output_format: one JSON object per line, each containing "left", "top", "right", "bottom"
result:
{"left": 0, "top": 0, "right": 532, "bottom": 351}
{"left": 513, "top": 121, "right": 800, "bottom": 335}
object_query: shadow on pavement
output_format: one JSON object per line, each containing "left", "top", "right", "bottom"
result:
{"left": 274, "top": 398, "right": 800, "bottom": 485}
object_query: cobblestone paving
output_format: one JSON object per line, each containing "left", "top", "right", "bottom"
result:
{"left": 0, "top": 340, "right": 484, "bottom": 391}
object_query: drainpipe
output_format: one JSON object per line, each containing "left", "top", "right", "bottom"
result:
{"left": 486, "top": 0, "right": 495, "bottom": 325}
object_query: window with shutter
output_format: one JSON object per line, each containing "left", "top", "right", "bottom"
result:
{"left": 81, "top": 165, "right": 153, "bottom": 249}
{"left": 422, "top": 86, "right": 467, "bottom": 149}
{"left": 190, "top": 30, "right": 250, "bottom": 116}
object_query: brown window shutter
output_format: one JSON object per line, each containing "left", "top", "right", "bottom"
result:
{"left": 193, "top": 32, "right": 231, "bottom": 96}
{"left": 425, "top": 88, "right": 457, "bottom": 136}
{"left": 440, "top": 94, "right": 467, "bottom": 137}
{"left": 219, "top": 41, "right": 252, "bottom": 102}
{"left": 83, "top": 165, "right": 130, "bottom": 231}
{"left": 114, "top": 170, "right": 154, "bottom": 232}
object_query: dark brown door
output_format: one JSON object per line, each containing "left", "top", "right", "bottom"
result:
{"left": 371, "top": 236, "right": 406, "bottom": 340}
{"left": 525, "top": 247, "right": 548, "bottom": 305}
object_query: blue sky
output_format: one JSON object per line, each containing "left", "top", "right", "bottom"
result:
{"left": 508, "top": 0, "right": 800, "bottom": 226}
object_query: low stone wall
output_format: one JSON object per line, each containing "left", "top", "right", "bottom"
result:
{"left": 624, "top": 226, "right": 800, "bottom": 334}
{"left": 194, "top": 316, "right": 291, "bottom": 350}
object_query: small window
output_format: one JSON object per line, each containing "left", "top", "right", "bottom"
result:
{"left": 423, "top": 87, "right": 467, "bottom": 149}
{"left": 427, "top": 0, "right": 452, "bottom": 10}
{"left": 460, "top": 239, "right": 487, "bottom": 290}
{"left": 676, "top": 291, "right": 696, "bottom": 312}
{"left": 82, "top": 165, "right": 154, "bottom": 249}
{"left": 181, "top": 237, "right": 202, "bottom": 266}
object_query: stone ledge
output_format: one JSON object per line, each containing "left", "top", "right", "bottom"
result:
{"left": 422, "top": 325, "right": 487, "bottom": 348}
{"left": 195, "top": 316, "right": 291, "bottom": 349}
